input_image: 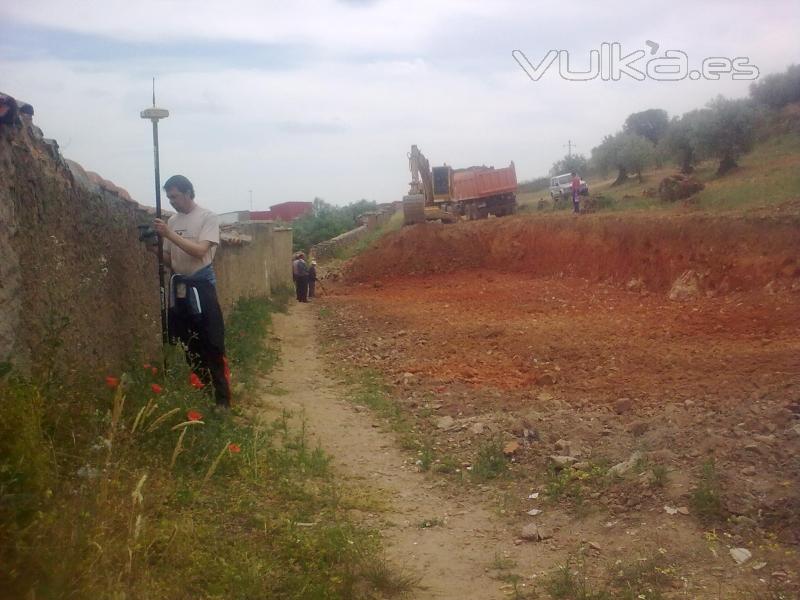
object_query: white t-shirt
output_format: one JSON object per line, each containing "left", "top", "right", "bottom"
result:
{"left": 165, "top": 205, "right": 219, "bottom": 275}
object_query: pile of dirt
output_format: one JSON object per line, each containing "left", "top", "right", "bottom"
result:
{"left": 344, "top": 213, "right": 800, "bottom": 295}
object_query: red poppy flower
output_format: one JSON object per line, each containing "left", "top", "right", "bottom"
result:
{"left": 151, "top": 367, "right": 158, "bottom": 376}
{"left": 105, "top": 375, "right": 120, "bottom": 389}
{"left": 189, "top": 372, "right": 205, "bottom": 389}
{"left": 150, "top": 383, "right": 163, "bottom": 394}
{"left": 187, "top": 409, "right": 203, "bottom": 422}
{"left": 228, "top": 443, "right": 241, "bottom": 454}
{"left": 143, "top": 363, "right": 152, "bottom": 370}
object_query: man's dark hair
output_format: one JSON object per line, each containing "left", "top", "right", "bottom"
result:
{"left": 164, "top": 175, "right": 195, "bottom": 199}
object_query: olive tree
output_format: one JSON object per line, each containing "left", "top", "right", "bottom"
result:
{"left": 692, "top": 97, "right": 757, "bottom": 175}
{"left": 623, "top": 108, "right": 670, "bottom": 145}
{"left": 549, "top": 154, "right": 589, "bottom": 177}
{"left": 591, "top": 132, "right": 654, "bottom": 185}
{"left": 661, "top": 111, "right": 704, "bottom": 174}
{"left": 749, "top": 64, "right": 800, "bottom": 109}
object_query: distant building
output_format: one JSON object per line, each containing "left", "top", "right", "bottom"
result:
{"left": 219, "top": 202, "right": 313, "bottom": 225}
{"left": 218, "top": 210, "right": 252, "bottom": 225}
{"left": 269, "top": 201, "right": 313, "bottom": 222}
{"left": 249, "top": 210, "right": 274, "bottom": 221}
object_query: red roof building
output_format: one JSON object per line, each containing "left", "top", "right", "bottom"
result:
{"left": 269, "top": 201, "right": 313, "bottom": 222}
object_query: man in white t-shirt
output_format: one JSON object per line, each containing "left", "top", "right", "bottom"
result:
{"left": 152, "top": 174, "right": 231, "bottom": 409}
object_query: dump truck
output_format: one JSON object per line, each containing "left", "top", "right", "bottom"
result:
{"left": 403, "top": 145, "right": 517, "bottom": 225}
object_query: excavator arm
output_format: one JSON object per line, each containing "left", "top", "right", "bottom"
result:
{"left": 407, "top": 144, "right": 433, "bottom": 205}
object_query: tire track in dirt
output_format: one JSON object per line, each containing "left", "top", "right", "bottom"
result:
{"left": 258, "top": 303, "right": 547, "bottom": 599}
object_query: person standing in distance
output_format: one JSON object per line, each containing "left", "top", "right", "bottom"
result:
{"left": 308, "top": 260, "right": 318, "bottom": 300}
{"left": 570, "top": 172, "right": 581, "bottom": 214}
{"left": 292, "top": 252, "right": 309, "bottom": 302}
{"left": 152, "top": 175, "right": 232, "bottom": 409}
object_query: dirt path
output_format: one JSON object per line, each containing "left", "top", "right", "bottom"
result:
{"left": 259, "top": 303, "right": 544, "bottom": 599}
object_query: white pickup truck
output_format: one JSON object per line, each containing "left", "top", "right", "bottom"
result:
{"left": 549, "top": 173, "right": 589, "bottom": 200}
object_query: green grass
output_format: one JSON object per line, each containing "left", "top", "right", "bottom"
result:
{"left": 471, "top": 438, "right": 509, "bottom": 481}
{"left": 692, "top": 133, "right": 800, "bottom": 211}
{"left": 690, "top": 458, "right": 725, "bottom": 522}
{"left": 543, "top": 551, "right": 675, "bottom": 600}
{"left": 0, "top": 296, "right": 411, "bottom": 599}
{"left": 522, "top": 132, "right": 800, "bottom": 216}
{"left": 333, "top": 210, "right": 403, "bottom": 260}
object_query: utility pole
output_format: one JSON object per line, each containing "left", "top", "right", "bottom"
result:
{"left": 140, "top": 79, "right": 170, "bottom": 348}
{"left": 564, "top": 139, "right": 577, "bottom": 158}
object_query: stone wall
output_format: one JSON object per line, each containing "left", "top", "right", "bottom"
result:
{"left": 0, "top": 119, "right": 162, "bottom": 376}
{"left": 215, "top": 222, "right": 293, "bottom": 313}
{"left": 311, "top": 208, "right": 396, "bottom": 260}
{"left": 0, "top": 96, "right": 292, "bottom": 378}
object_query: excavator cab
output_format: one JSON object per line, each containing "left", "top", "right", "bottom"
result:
{"left": 432, "top": 166, "right": 452, "bottom": 202}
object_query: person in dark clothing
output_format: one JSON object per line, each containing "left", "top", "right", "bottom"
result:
{"left": 292, "top": 252, "right": 309, "bottom": 302}
{"left": 151, "top": 174, "right": 232, "bottom": 409}
{"left": 308, "top": 260, "right": 318, "bottom": 299}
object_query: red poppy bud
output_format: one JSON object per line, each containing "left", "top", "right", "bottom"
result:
{"left": 150, "top": 383, "right": 163, "bottom": 394}
{"left": 105, "top": 375, "right": 120, "bottom": 389}
{"left": 151, "top": 367, "right": 158, "bottom": 376}
{"left": 189, "top": 373, "right": 205, "bottom": 389}
{"left": 228, "top": 443, "right": 241, "bottom": 454}
{"left": 143, "top": 363, "right": 151, "bottom": 370}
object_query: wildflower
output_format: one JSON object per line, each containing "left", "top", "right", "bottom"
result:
{"left": 189, "top": 372, "right": 205, "bottom": 389}
{"left": 187, "top": 409, "right": 203, "bottom": 422}
{"left": 151, "top": 383, "right": 163, "bottom": 394}
{"left": 143, "top": 363, "right": 152, "bottom": 370}
{"left": 228, "top": 443, "right": 241, "bottom": 454}
{"left": 105, "top": 375, "right": 120, "bottom": 389}
{"left": 151, "top": 367, "right": 158, "bottom": 376}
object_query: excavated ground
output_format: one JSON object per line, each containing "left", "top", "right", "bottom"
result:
{"left": 318, "top": 211, "right": 800, "bottom": 596}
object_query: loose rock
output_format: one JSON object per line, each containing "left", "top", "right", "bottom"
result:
{"left": 470, "top": 422, "right": 486, "bottom": 435}
{"left": 549, "top": 455, "right": 578, "bottom": 469}
{"left": 436, "top": 416, "right": 455, "bottom": 430}
{"left": 608, "top": 451, "right": 642, "bottom": 477}
{"left": 730, "top": 547, "right": 752, "bottom": 565}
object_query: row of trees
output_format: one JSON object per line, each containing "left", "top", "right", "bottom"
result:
{"left": 291, "top": 197, "right": 377, "bottom": 252}
{"left": 547, "top": 63, "right": 800, "bottom": 185}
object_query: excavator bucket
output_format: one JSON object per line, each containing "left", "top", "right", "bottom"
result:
{"left": 402, "top": 193, "right": 426, "bottom": 225}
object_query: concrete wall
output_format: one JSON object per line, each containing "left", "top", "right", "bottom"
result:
{"left": 0, "top": 102, "right": 292, "bottom": 378}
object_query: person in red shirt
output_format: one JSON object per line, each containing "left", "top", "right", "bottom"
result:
{"left": 570, "top": 172, "right": 581, "bottom": 214}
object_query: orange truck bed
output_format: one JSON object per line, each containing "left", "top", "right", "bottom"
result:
{"left": 451, "top": 163, "right": 517, "bottom": 202}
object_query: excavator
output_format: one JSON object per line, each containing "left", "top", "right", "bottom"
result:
{"left": 403, "top": 145, "right": 517, "bottom": 225}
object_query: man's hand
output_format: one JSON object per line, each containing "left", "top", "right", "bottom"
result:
{"left": 153, "top": 218, "right": 174, "bottom": 241}
{"left": 154, "top": 217, "right": 212, "bottom": 259}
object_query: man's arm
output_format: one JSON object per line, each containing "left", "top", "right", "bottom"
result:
{"left": 153, "top": 218, "right": 212, "bottom": 259}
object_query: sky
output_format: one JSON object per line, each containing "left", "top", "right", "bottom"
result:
{"left": 1, "top": 0, "right": 798, "bottom": 213}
